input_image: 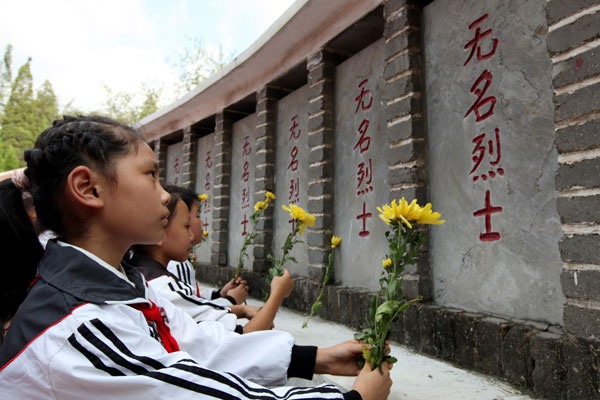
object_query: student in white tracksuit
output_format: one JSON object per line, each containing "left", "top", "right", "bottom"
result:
{"left": 0, "top": 115, "right": 392, "bottom": 400}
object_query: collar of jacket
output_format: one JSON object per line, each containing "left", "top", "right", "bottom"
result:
{"left": 128, "top": 250, "right": 180, "bottom": 282}
{"left": 39, "top": 240, "right": 148, "bottom": 305}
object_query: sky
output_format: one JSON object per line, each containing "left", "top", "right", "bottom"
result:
{"left": 0, "top": 0, "right": 296, "bottom": 113}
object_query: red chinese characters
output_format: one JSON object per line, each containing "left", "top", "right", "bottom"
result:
{"left": 203, "top": 150, "right": 212, "bottom": 215}
{"left": 287, "top": 115, "right": 301, "bottom": 206}
{"left": 463, "top": 13, "right": 503, "bottom": 242}
{"left": 240, "top": 135, "right": 252, "bottom": 235}
{"left": 172, "top": 157, "right": 180, "bottom": 185}
{"left": 353, "top": 79, "right": 375, "bottom": 237}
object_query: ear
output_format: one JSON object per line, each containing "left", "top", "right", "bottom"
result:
{"left": 66, "top": 166, "right": 104, "bottom": 209}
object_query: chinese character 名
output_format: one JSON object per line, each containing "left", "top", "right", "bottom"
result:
{"left": 241, "top": 187, "right": 250, "bottom": 208}
{"left": 355, "top": 79, "right": 373, "bottom": 114}
{"left": 204, "top": 173, "right": 211, "bottom": 191}
{"left": 205, "top": 151, "right": 213, "bottom": 168}
{"left": 288, "top": 146, "right": 299, "bottom": 171}
{"left": 354, "top": 119, "right": 371, "bottom": 154}
{"left": 242, "top": 136, "right": 252, "bottom": 156}
{"left": 242, "top": 161, "right": 250, "bottom": 182}
{"left": 464, "top": 13, "right": 498, "bottom": 66}
{"left": 471, "top": 127, "right": 505, "bottom": 182}
{"left": 356, "top": 202, "right": 372, "bottom": 237}
{"left": 473, "top": 190, "right": 502, "bottom": 242}
{"left": 357, "top": 158, "right": 373, "bottom": 195}
{"left": 289, "top": 177, "right": 300, "bottom": 204}
{"left": 241, "top": 214, "right": 249, "bottom": 236}
{"left": 289, "top": 115, "right": 300, "bottom": 140}
{"left": 464, "top": 69, "right": 496, "bottom": 122}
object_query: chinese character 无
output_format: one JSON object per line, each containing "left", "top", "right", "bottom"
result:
{"left": 357, "top": 158, "right": 374, "bottom": 195}
{"left": 464, "top": 69, "right": 496, "bottom": 122}
{"left": 355, "top": 79, "right": 374, "bottom": 114}
{"left": 473, "top": 190, "right": 502, "bottom": 242}
{"left": 289, "top": 115, "right": 300, "bottom": 140}
{"left": 205, "top": 151, "right": 213, "bottom": 168}
{"left": 356, "top": 202, "right": 372, "bottom": 237}
{"left": 464, "top": 13, "right": 498, "bottom": 66}
{"left": 354, "top": 119, "right": 371, "bottom": 154}
{"left": 242, "top": 136, "right": 252, "bottom": 156}
{"left": 471, "top": 128, "right": 505, "bottom": 182}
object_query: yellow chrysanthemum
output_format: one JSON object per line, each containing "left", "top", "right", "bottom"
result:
{"left": 377, "top": 198, "right": 445, "bottom": 228}
{"left": 282, "top": 204, "right": 315, "bottom": 235}
{"left": 198, "top": 194, "right": 209, "bottom": 201}
{"left": 331, "top": 236, "right": 342, "bottom": 248}
{"left": 265, "top": 191, "right": 276, "bottom": 202}
{"left": 254, "top": 201, "right": 266, "bottom": 212}
{"left": 203, "top": 231, "right": 209, "bottom": 237}
{"left": 382, "top": 258, "right": 392, "bottom": 268}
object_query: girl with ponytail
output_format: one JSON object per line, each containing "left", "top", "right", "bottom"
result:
{"left": 0, "top": 115, "right": 391, "bottom": 400}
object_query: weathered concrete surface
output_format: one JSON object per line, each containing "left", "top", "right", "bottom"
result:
{"left": 194, "top": 133, "right": 216, "bottom": 263}
{"left": 334, "top": 39, "right": 391, "bottom": 291}
{"left": 423, "top": 0, "right": 565, "bottom": 324}
{"left": 227, "top": 114, "right": 257, "bottom": 270}
{"left": 273, "top": 85, "right": 310, "bottom": 277}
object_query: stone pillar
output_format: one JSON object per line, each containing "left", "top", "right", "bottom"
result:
{"left": 252, "top": 87, "right": 281, "bottom": 273}
{"left": 181, "top": 126, "right": 199, "bottom": 189}
{"left": 153, "top": 138, "right": 169, "bottom": 186}
{"left": 546, "top": 0, "right": 600, "bottom": 340}
{"left": 306, "top": 49, "right": 337, "bottom": 282}
{"left": 211, "top": 112, "right": 233, "bottom": 266}
{"left": 383, "top": 0, "right": 430, "bottom": 300}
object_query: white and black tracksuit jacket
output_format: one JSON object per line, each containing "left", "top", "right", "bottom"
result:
{"left": 133, "top": 252, "right": 241, "bottom": 333}
{"left": 0, "top": 241, "right": 360, "bottom": 400}
{"left": 167, "top": 260, "right": 226, "bottom": 304}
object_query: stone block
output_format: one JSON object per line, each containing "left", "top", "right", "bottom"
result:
{"left": 383, "top": 52, "right": 422, "bottom": 82}
{"left": 388, "top": 139, "right": 425, "bottom": 165}
{"left": 385, "top": 94, "right": 423, "bottom": 122}
{"left": 546, "top": 0, "right": 599, "bottom": 26}
{"left": 252, "top": 244, "right": 269, "bottom": 259}
{"left": 250, "top": 258, "right": 268, "bottom": 274}
{"left": 308, "top": 110, "right": 334, "bottom": 132}
{"left": 384, "top": 72, "right": 422, "bottom": 101}
{"left": 419, "top": 305, "right": 440, "bottom": 356}
{"left": 386, "top": 117, "right": 425, "bottom": 143}
{"left": 557, "top": 195, "right": 600, "bottom": 224}
{"left": 336, "top": 287, "right": 353, "bottom": 326}
{"left": 435, "top": 309, "right": 459, "bottom": 362}
{"left": 561, "top": 269, "right": 600, "bottom": 302}
{"left": 403, "top": 253, "right": 430, "bottom": 275}
{"left": 308, "top": 249, "right": 329, "bottom": 267}
{"left": 546, "top": 12, "right": 600, "bottom": 56}
{"left": 308, "top": 265, "right": 326, "bottom": 281}
{"left": 325, "top": 285, "right": 340, "bottom": 322}
{"left": 556, "top": 117, "right": 600, "bottom": 154}
{"left": 454, "top": 312, "right": 481, "bottom": 369}
{"left": 256, "top": 110, "right": 275, "bottom": 126}
{"left": 388, "top": 186, "right": 428, "bottom": 205}
{"left": 307, "top": 128, "right": 334, "bottom": 147}
{"left": 387, "top": 165, "right": 426, "bottom": 185}
{"left": 307, "top": 196, "right": 334, "bottom": 213}
{"left": 308, "top": 162, "right": 334, "bottom": 181}
{"left": 559, "top": 234, "right": 600, "bottom": 264}
{"left": 553, "top": 47, "right": 600, "bottom": 89}
{"left": 556, "top": 157, "right": 600, "bottom": 190}
{"left": 308, "top": 63, "right": 335, "bottom": 83}
{"left": 403, "top": 304, "right": 421, "bottom": 350}
{"left": 309, "top": 145, "right": 334, "bottom": 164}
{"left": 530, "top": 332, "right": 565, "bottom": 400}
{"left": 562, "top": 337, "right": 600, "bottom": 400}
{"left": 501, "top": 325, "right": 534, "bottom": 388}
{"left": 308, "top": 95, "right": 334, "bottom": 115}
{"left": 555, "top": 82, "right": 600, "bottom": 123}
{"left": 307, "top": 231, "right": 330, "bottom": 247}
{"left": 383, "top": 7, "right": 421, "bottom": 39}
{"left": 384, "top": 29, "right": 422, "bottom": 61}
{"left": 563, "top": 304, "right": 600, "bottom": 339}
{"left": 401, "top": 277, "right": 431, "bottom": 300}
{"left": 312, "top": 214, "right": 333, "bottom": 230}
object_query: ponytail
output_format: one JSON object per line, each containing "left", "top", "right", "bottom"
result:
{"left": 0, "top": 179, "right": 43, "bottom": 327}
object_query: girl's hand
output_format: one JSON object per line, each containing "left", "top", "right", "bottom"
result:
{"left": 352, "top": 361, "right": 392, "bottom": 400}
{"left": 270, "top": 269, "right": 293, "bottom": 300}
{"left": 241, "top": 305, "right": 260, "bottom": 320}
{"left": 314, "top": 339, "right": 365, "bottom": 376}
{"left": 227, "top": 283, "right": 249, "bottom": 304}
{"left": 221, "top": 277, "right": 248, "bottom": 296}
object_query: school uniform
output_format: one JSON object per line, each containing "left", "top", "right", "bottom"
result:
{"left": 133, "top": 252, "right": 242, "bottom": 333}
{"left": 166, "top": 259, "right": 232, "bottom": 307}
{"left": 0, "top": 241, "right": 358, "bottom": 400}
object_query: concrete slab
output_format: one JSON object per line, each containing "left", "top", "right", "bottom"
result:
{"left": 199, "top": 283, "right": 534, "bottom": 400}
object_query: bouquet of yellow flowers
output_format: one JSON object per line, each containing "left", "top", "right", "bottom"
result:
{"left": 354, "top": 198, "right": 444, "bottom": 370}
{"left": 235, "top": 191, "right": 276, "bottom": 277}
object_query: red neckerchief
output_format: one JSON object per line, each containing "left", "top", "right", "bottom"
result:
{"left": 130, "top": 299, "right": 180, "bottom": 353}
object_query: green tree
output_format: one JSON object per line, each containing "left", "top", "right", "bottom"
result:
{"left": 33, "top": 79, "right": 59, "bottom": 136}
{"left": 2, "top": 144, "right": 19, "bottom": 170}
{"left": 0, "top": 44, "right": 13, "bottom": 119}
{"left": 103, "top": 82, "right": 162, "bottom": 126}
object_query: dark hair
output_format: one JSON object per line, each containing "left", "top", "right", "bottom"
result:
{"left": 163, "top": 184, "right": 198, "bottom": 210}
{"left": 0, "top": 115, "right": 143, "bottom": 325}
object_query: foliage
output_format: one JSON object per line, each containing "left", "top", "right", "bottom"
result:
{"left": 102, "top": 83, "right": 162, "bottom": 126}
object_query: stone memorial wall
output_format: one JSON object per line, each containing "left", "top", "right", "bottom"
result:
{"left": 194, "top": 133, "right": 216, "bottom": 263}
{"left": 166, "top": 141, "right": 184, "bottom": 185}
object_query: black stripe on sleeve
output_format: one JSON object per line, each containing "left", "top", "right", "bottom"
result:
{"left": 68, "top": 334, "right": 125, "bottom": 377}
{"left": 167, "top": 282, "right": 228, "bottom": 310}
{"left": 185, "top": 263, "right": 192, "bottom": 285}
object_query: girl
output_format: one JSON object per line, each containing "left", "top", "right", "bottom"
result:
{"left": 166, "top": 185, "right": 248, "bottom": 306}
{"left": 129, "top": 187, "right": 288, "bottom": 333}
{"left": 0, "top": 115, "right": 391, "bottom": 400}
